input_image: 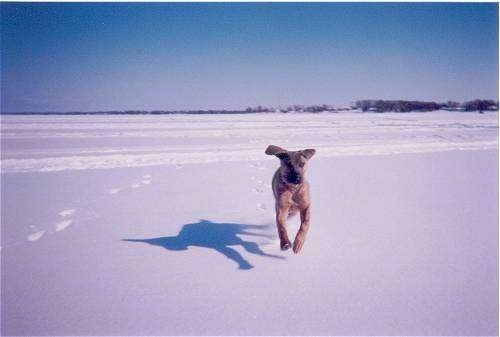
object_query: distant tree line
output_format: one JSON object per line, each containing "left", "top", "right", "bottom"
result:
{"left": 4, "top": 99, "right": 498, "bottom": 115}
{"left": 354, "top": 99, "right": 498, "bottom": 113}
{"left": 7, "top": 109, "right": 250, "bottom": 115}
{"left": 355, "top": 100, "right": 442, "bottom": 112}
{"left": 461, "top": 99, "right": 499, "bottom": 112}
{"left": 245, "top": 104, "right": 351, "bottom": 113}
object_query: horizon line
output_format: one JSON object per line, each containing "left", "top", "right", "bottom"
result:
{"left": 2, "top": 98, "right": 498, "bottom": 115}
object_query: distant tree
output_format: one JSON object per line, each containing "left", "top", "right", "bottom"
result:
{"left": 462, "top": 99, "right": 497, "bottom": 112}
{"left": 374, "top": 100, "right": 387, "bottom": 112}
{"left": 355, "top": 100, "right": 374, "bottom": 112}
{"left": 293, "top": 105, "right": 304, "bottom": 112}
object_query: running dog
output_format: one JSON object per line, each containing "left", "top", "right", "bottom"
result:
{"left": 265, "top": 145, "right": 316, "bottom": 253}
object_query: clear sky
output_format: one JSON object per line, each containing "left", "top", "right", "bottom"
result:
{"left": 1, "top": 2, "right": 498, "bottom": 112}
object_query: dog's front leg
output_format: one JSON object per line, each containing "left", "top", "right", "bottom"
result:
{"left": 276, "top": 205, "right": 292, "bottom": 250}
{"left": 293, "top": 206, "right": 311, "bottom": 254}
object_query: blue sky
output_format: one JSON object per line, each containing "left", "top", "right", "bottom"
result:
{"left": 1, "top": 2, "right": 498, "bottom": 112}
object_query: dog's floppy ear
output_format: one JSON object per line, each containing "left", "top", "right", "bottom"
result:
{"left": 301, "top": 149, "right": 316, "bottom": 160}
{"left": 275, "top": 152, "right": 289, "bottom": 160}
{"left": 265, "top": 145, "right": 287, "bottom": 156}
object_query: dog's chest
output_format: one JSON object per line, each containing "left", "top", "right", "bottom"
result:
{"left": 291, "top": 185, "right": 309, "bottom": 206}
{"left": 274, "top": 181, "right": 309, "bottom": 207}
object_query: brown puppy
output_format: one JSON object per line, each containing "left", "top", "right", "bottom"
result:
{"left": 265, "top": 145, "right": 316, "bottom": 253}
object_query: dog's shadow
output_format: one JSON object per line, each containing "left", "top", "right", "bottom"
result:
{"left": 123, "top": 219, "right": 284, "bottom": 270}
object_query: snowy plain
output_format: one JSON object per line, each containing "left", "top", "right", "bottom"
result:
{"left": 1, "top": 111, "right": 498, "bottom": 336}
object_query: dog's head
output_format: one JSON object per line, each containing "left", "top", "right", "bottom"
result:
{"left": 265, "top": 145, "right": 316, "bottom": 184}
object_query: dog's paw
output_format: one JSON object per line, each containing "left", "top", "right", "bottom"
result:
{"left": 280, "top": 241, "right": 292, "bottom": 251}
{"left": 292, "top": 241, "right": 303, "bottom": 254}
{"left": 293, "top": 233, "right": 306, "bottom": 254}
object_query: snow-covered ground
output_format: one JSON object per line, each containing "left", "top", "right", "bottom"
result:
{"left": 1, "top": 111, "right": 498, "bottom": 335}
